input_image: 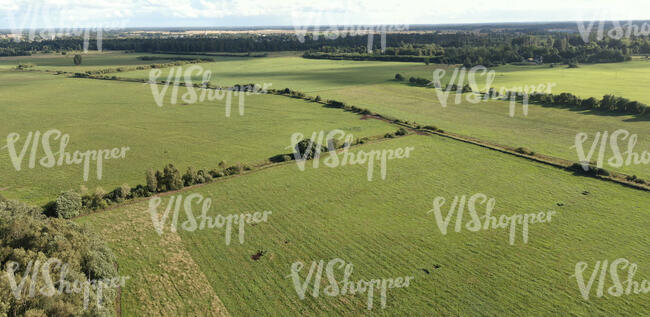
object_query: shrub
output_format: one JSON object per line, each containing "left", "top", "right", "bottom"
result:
{"left": 183, "top": 167, "right": 197, "bottom": 186}
{"left": 384, "top": 133, "right": 395, "bottom": 138}
{"left": 0, "top": 199, "right": 118, "bottom": 316}
{"left": 162, "top": 164, "right": 183, "bottom": 191}
{"left": 315, "top": 95, "right": 322, "bottom": 102}
{"left": 131, "top": 184, "right": 152, "bottom": 198}
{"left": 55, "top": 190, "right": 82, "bottom": 219}
{"left": 91, "top": 187, "right": 108, "bottom": 210}
{"left": 567, "top": 163, "right": 610, "bottom": 177}
{"left": 146, "top": 169, "right": 157, "bottom": 193}
{"left": 395, "top": 73, "right": 405, "bottom": 81}
{"left": 16, "top": 63, "right": 35, "bottom": 70}
{"left": 224, "top": 165, "right": 241, "bottom": 176}
{"left": 209, "top": 169, "right": 225, "bottom": 178}
{"left": 514, "top": 147, "right": 535, "bottom": 155}
{"left": 218, "top": 160, "right": 227, "bottom": 169}
{"left": 422, "top": 125, "right": 443, "bottom": 133}
{"left": 294, "top": 139, "right": 327, "bottom": 160}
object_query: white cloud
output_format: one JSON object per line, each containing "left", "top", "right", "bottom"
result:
{"left": 1, "top": 0, "right": 650, "bottom": 28}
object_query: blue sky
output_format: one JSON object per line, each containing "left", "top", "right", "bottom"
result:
{"left": 1, "top": 0, "right": 649, "bottom": 29}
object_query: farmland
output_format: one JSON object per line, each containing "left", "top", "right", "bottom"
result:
{"left": 0, "top": 67, "right": 394, "bottom": 203}
{"left": 111, "top": 54, "right": 650, "bottom": 179}
{"left": 1, "top": 46, "right": 649, "bottom": 317}
{"left": 78, "top": 134, "right": 650, "bottom": 316}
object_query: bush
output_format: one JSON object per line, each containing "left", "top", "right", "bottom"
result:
{"left": 294, "top": 139, "right": 327, "bottom": 160}
{"left": 0, "top": 200, "right": 118, "bottom": 316}
{"left": 395, "top": 73, "right": 405, "bottom": 81}
{"left": 146, "top": 169, "right": 157, "bottom": 192}
{"left": 131, "top": 184, "right": 152, "bottom": 198}
{"left": 224, "top": 165, "right": 242, "bottom": 176}
{"left": 183, "top": 167, "right": 197, "bottom": 186}
{"left": 422, "top": 125, "right": 443, "bottom": 133}
{"left": 395, "top": 128, "right": 408, "bottom": 136}
{"left": 55, "top": 190, "right": 82, "bottom": 219}
{"left": 161, "top": 164, "right": 183, "bottom": 191}
{"left": 626, "top": 175, "right": 647, "bottom": 184}
{"left": 384, "top": 133, "right": 395, "bottom": 138}
{"left": 514, "top": 147, "right": 535, "bottom": 155}
{"left": 567, "top": 163, "right": 610, "bottom": 177}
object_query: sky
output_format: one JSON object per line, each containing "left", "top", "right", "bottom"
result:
{"left": 1, "top": 0, "right": 650, "bottom": 29}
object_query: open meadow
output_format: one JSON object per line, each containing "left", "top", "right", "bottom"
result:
{"left": 0, "top": 68, "right": 394, "bottom": 204}
{"left": 1, "top": 45, "right": 649, "bottom": 316}
{"left": 109, "top": 54, "right": 650, "bottom": 178}
{"left": 78, "top": 134, "right": 650, "bottom": 316}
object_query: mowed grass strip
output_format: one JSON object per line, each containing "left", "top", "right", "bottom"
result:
{"left": 82, "top": 134, "right": 650, "bottom": 316}
{"left": 75, "top": 201, "right": 229, "bottom": 317}
{"left": 0, "top": 71, "right": 395, "bottom": 204}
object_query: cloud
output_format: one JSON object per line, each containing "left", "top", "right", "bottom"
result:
{"left": 1, "top": 0, "right": 650, "bottom": 28}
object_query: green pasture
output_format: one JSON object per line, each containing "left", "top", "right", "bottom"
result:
{"left": 78, "top": 134, "right": 650, "bottom": 316}
{"left": 0, "top": 71, "right": 394, "bottom": 204}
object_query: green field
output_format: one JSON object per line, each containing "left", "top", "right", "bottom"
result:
{"left": 78, "top": 134, "right": 650, "bottom": 316}
{"left": 2, "top": 51, "right": 649, "bottom": 316}
{"left": 488, "top": 60, "right": 650, "bottom": 104}
{"left": 113, "top": 54, "right": 650, "bottom": 178}
{"left": 0, "top": 51, "right": 252, "bottom": 73}
{"left": 0, "top": 70, "right": 394, "bottom": 204}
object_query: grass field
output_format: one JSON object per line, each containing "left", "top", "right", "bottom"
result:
{"left": 2, "top": 51, "right": 649, "bottom": 316}
{"left": 488, "top": 60, "right": 650, "bottom": 104}
{"left": 0, "top": 71, "right": 394, "bottom": 204}
{"left": 0, "top": 51, "right": 252, "bottom": 73}
{"left": 78, "top": 134, "right": 650, "bottom": 316}
{"left": 316, "top": 83, "right": 650, "bottom": 179}
{"left": 111, "top": 54, "right": 649, "bottom": 178}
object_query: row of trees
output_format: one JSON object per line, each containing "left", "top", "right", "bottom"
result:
{"left": 43, "top": 161, "right": 251, "bottom": 220}
{"left": 394, "top": 73, "right": 649, "bottom": 116}
{"left": 306, "top": 42, "right": 633, "bottom": 66}
{"left": 3, "top": 31, "right": 650, "bottom": 63}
